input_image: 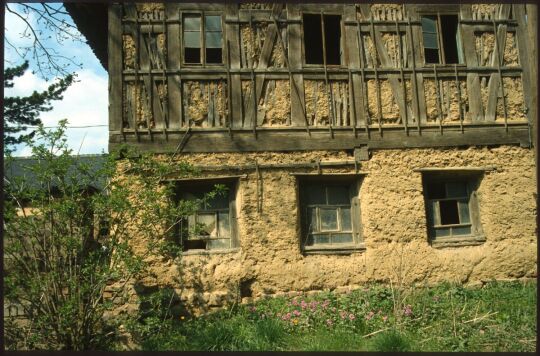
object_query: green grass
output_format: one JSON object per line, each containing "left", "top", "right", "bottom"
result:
{"left": 125, "top": 280, "right": 536, "bottom": 352}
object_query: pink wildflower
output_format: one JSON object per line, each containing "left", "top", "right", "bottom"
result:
{"left": 326, "top": 319, "right": 333, "bottom": 326}
{"left": 340, "top": 311, "right": 347, "bottom": 319}
{"left": 365, "top": 311, "right": 375, "bottom": 320}
{"left": 382, "top": 315, "right": 388, "bottom": 322}
{"left": 293, "top": 310, "right": 301, "bottom": 316}
{"left": 348, "top": 313, "right": 356, "bottom": 321}
{"left": 403, "top": 305, "right": 413, "bottom": 317}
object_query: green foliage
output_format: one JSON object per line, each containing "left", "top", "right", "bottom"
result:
{"left": 128, "top": 280, "right": 536, "bottom": 352}
{"left": 369, "top": 329, "right": 411, "bottom": 352}
{"left": 2, "top": 122, "right": 208, "bottom": 350}
{"left": 3, "top": 61, "right": 75, "bottom": 149}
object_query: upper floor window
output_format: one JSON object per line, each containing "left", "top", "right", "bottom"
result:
{"left": 303, "top": 14, "right": 341, "bottom": 65}
{"left": 421, "top": 14, "right": 463, "bottom": 64}
{"left": 183, "top": 14, "right": 223, "bottom": 65}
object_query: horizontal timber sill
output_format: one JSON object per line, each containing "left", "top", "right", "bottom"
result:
{"left": 182, "top": 248, "right": 240, "bottom": 256}
{"left": 109, "top": 124, "right": 530, "bottom": 153}
{"left": 111, "top": 121, "right": 529, "bottom": 135}
{"left": 170, "top": 161, "right": 361, "bottom": 173}
{"left": 430, "top": 236, "right": 486, "bottom": 249}
{"left": 414, "top": 166, "right": 497, "bottom": 172}
{"left": 303, "top": 243, "right": 366, "bottom": 255}
{"left": 121, "top": 66, "right": 523, "bottom": 77}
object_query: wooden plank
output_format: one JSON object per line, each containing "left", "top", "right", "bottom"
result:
{"left": 110, "top": 124, "right": 531, "bottom": 153}
{"left": 460, "top": 5, "right": 484, "bottom": 121}
{"left": 225, "top": 4, "right": 243, "bottom": 128}
{"left": 287, "top": 4, "right": 307, "bottom": 128}
{"left": 244, "top": 4, "right": 283, "bottom": 128}
{"left": 485, "top": 4, "right": 511, "bottom": 122}
{"left": 405, "top": 6, "right": 427, "bottom": 127}
{"left": 108, "top": 4, "right": 123, "bottom": 132}
{"left": 166, "top": 4, "right": 181, "bottom": 129}
{"left": 514, "top": 4, "right": 535, "bottom": 148}
{"left": 344, "top": 5, "right": 363, "bottom": 130}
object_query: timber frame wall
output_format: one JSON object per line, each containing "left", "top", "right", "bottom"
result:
{"left": 108, "top": 3, "right": 536, "bottom": 153}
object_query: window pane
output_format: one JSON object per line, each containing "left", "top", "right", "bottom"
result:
{"left": 314, "top": 234, "right": 330, "bottom": 244}
{"left": 332, "top": 233, "right": 353, "bottom": 244}
{"left": 327, "top": 186, "right": 350, "bottom": 205}
{"left": 423, "top": 33, "right": 439, "bottom": 49}
{"left": 205, "top": 32, "right": 223, "bottom": 48}
{"left": 320, "top": 208, "right": 338, "bottom": 231}
{"left": 434, "top": 227, "right": 450, "bottom": 237}
{"left": 184, "top": 32, "right": 201, "bottom": 48}
{"left": 208, "top": 238, "right": 230, "bottom": 250}
{"left": 421, "top": 16, "right": 437, "bottom": 33}
{"left": 458, "top": 200, "right": 471, "bottom": 224}
{"left": 206, "top": 48, "right": 222, "bottom": 64}
{"left": 307, "top": 207, "right": 318, "bottom": 232}
{"left": 452, "top": 226, "right": 471, "bottom": 236}
{"left": 427, "top": 182, "right": 445, "bottom": 199}
{"left": 305, "top": 234, "right": 314, "bottom": 246}
{"left": 446, "top": 182, "right": 467, "bottom": 198}
{"left": 439, "top": 200, "right": 460, "bottom": 225}
{"left": 184, "top": 16, "right": 201, "bottom": 31}
{"left": 304, "top": 185, "right": 326, "bottom": 205}
{"left": 196, "top": 213, "right": 217, "bottom": 237}
{"left": 340, "top": 207, "right": 352, "bottom": 231}
{"left": 205, "top": 16, "right": 222, "bottom": 31}
{"left": 218, "top": 212, "right": 230, "bottom": 238}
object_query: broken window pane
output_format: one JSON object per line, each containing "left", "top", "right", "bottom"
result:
{"left": 421, "top": 16, "right": 437, "bottom": 33}
{"left": 206, "top": 191, "right": 228, "bottom": 209}
{"left": 197, "top": 213, "right": 217, "bottom": 237}
{"left": 327, "top": 186, "right": 349, "bottom": 205}
{"left": 320, "top": 208, "right": 338, "bottom": 231}
{"left": 439, "top": 200, "right": 460, "bottom": 225}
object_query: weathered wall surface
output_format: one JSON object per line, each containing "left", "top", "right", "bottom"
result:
{"left": 119, "top": 146, "right": 536, "bottom": 312}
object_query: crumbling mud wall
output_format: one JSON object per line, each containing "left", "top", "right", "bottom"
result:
{"left": 183, "top": 81, "right": 227, "bottom": 127}
{"left": 424, "top": 79, "right": 469, "bottom": 123}
{"left": 259, "top": 80, "right": 290, "bottom": 126}
{"left": 304, "top": 81, "right": 349, "bottom": 126}
{"left": 117, "top": 146, "right": 535, "bottom": 313}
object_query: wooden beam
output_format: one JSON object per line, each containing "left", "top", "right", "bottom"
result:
{"left": 110, "top": 124, "right": 530, "bottom": 153}
{"left": 108, "top": 4, "right": 123, "bottom": 133}
{"left": 225, "top": 4, "right": 243, "bottom": 129}
{"left": 287, "top": 4, "right": 307, "bottom": 128}
{"left": 166, "top": 4, "right": 182, "bottom": 129}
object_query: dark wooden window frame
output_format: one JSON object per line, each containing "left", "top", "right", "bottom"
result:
{"left": 421, "top": 170, "right": 486, "bottom": 247}
{"left": 419, "top": 11, "right": 464, "bottom": 66}
{"left": 297, "top": 174, "right": 365, "bottom": 254}
{"left": 181, "top": 11, "right": 224, "bottom": 66}
{"left": 175, "top": 178, "right": 239, "bottom": 254}
{"left": 301, "top": 12, "right": 344, "bottom": 67}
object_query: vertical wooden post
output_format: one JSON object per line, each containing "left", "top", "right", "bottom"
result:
{"left": 108, "top": 4, "right": 123, "bottom": 134}
{"left": 166, "top": 3, "right": 182, "bottom": 129}
{"left": 225, "top": 4, "right": 242, "bottom": 129}
{"left": 287, "top": 4, "right": 308, "bottom": 129}
{"left": 343, "top": 5, "right": 362, "bottom": 134}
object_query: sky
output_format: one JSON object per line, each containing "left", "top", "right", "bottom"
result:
{"left": 4, "top": 3, "right": 109, "bottom": 156}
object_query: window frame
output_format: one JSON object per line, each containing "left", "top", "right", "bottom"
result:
{"left": 175, "top": 178, "right": 239, "bottom": 253}
{"left": 421, "top": 171, "right": 485, "bottom": 246}
{"left": 297, "top": 174, "right": 364, "bottom": 254}
{"left": 181, "top": 12, "right": 224, "bottom": 66}
{"left": 420, "top": 12, "right": 464, "bottom": 66}
{"left": 301, "top": 12, "right": 344, "bottom": 67}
